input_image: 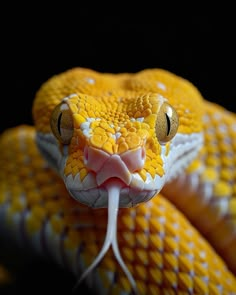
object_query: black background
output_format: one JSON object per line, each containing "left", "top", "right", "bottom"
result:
{"left": 1, "top": 3, "right": 236, "bottom": 295}
{"left": 1, "top": 6, "right": 236, "bottom": 135}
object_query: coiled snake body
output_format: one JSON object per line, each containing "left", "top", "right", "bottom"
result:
{"left": 0, "top": 68, "right": 236, "bottom": 294}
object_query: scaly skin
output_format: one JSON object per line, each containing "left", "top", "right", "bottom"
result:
{"left": 0, "top": 68, "right": 236, "bottom": 294}
{"left": 163, "top": 100, "right": 236, "bottom": 275}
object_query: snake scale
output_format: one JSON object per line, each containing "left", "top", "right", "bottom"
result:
{"left": 0, "top": 67, "right": 236, "bottom": 294}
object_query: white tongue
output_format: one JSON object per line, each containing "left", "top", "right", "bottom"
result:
{"left": 73, "top": 179, "right": 137, "bottom": 294}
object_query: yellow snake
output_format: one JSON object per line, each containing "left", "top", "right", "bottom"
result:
{"left": 0, "top": 67, "right": 236, "bottom": 294}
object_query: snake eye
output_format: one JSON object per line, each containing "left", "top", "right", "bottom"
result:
{"left": 50, "top": 102, "right": 74, "bottom": 144}
{"left": 155, "top": 102, "right": 179, "bottom": 144}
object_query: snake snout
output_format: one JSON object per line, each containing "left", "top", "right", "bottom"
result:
{"left": 120, "top": 147, "right": 146, "bottom": 172}
{"left": 84, "top": 146, "right": 146, "bottom": 186}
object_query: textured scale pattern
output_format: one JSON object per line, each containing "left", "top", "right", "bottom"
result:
{"left": 0, "top": 127, "right": 236, "bottom": 294}
{"left": 163, "top": 101, "right": 236, "bottom": 274}
{"left": 0, "top": 68, "right": 236, "bottom": 294}
{"left": 33, "top": 68, "right": 203, "bottom": 187}
{"left": 64, "top": 93, "right": 165, "bottom": 180}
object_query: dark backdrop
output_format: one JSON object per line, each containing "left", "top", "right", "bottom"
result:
{"left": 1, "top": 4, "right": 236, "bottom": 295}
{"left": 2, "top": 9, "right": 236, "bottom": 135}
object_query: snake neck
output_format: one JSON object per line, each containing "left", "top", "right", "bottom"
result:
{"left": 162, "top": 100, "right": 236, "bottom": 273}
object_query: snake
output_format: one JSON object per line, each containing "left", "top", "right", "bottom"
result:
{"left": 0, "top": 67, "right": 236, "bottom": 294}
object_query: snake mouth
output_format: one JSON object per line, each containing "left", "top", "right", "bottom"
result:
{"left": 101, "top": 177, "right": 127, "bottom": 189}
{"left": 67, "top": 177, "right": 158, "bottom": 208}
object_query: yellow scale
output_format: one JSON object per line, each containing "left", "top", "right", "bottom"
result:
{"left": 0, "top": 67, "right": 236, "bottom": 294}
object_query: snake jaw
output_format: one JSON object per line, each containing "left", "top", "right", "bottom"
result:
{"left": 73, "top": 179, "right": 137, "bottom": 294}
{"left": 164, "top": 132, "right": 204, "bottom": 182}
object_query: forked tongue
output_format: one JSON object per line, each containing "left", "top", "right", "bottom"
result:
{"left": 73, "top": 179, "right": 138, "bottom": 294}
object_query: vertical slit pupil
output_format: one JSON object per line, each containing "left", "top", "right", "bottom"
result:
{"left": 165, "top": 113, "right": 171, "bottom": 136}
{"left": 57, "top": 112, "right": 62, "bottom": 135}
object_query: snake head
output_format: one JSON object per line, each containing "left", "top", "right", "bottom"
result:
{"left": 36, "top": 91, "right": 185, "bottom": 209}
{"left": 33, "top": 68, "right": 204, "bottom": 209}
